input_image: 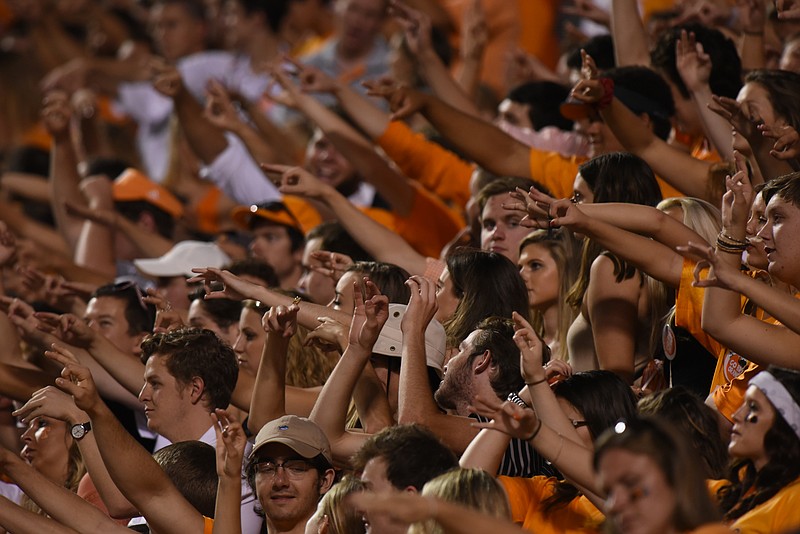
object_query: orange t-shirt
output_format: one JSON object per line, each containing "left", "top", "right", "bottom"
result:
{"left": 499, "top": 476, "right": 603, "bottom": 533}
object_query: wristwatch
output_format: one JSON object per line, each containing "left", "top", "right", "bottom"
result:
{"left": 70, "top": 422, "right": 92, "bottom": 440}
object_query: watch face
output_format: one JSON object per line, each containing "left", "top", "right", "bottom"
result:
{"left": 71, "top": 424, "right": 86, "bottom": 439}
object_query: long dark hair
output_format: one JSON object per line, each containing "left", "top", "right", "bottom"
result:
{"left": 718, "top": 367, "right": 800, "bottom": 521}
{"left": 542, "top": 370, "right": 638, "bottom": 514}
{"left": 443, "top": 248, "right": 529, "bottom": 348}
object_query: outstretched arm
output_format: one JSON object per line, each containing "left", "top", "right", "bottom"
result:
{"left": 266, "top": 165, "right": 428, "bottom": 275}
{"left": 53, "top": 353, "right": 206, "bottom": 534}
{"left": 247, "top": 304, "right": 296, "bottom": 434}
{"left": 610, "top": 0, "right": 650, "bottom": 66}
{"left": 367, "top": 85, "right": 533, "bottom": 180}
{"left": 397, "top": 276, "right": 477, "bottom": 453}
{"left": 309, "top": 279, "right": 391, "bottom": 466}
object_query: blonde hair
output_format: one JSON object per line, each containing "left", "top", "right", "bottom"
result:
{"left": 409, "top": 469, "right": 510, "bottom": 534}
{"left": 313, "top": 476, "right": 366, "bottom": 534}
{"left": 518, "top": 229, "right": 581, "bottom": 361}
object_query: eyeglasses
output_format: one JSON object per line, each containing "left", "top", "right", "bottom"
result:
{"left": 253, "top": 459, "right": 313, "bottom": 479}
{"left": 570, "top": 419, "right": 589, "bottom": 429}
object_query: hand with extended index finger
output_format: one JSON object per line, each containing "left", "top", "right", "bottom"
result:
{"left": 676, "top": 242, "right": 742, "bottom": 291}
{"left": 262, "top": 304, "right": 299, "bottom": 338}
{"left": 34, "top": 312, "right": 95, "bottom": 348}
{"left": 309, "top": 250, "right": 354, "bottom": 283}
{"left": 761, "top": 123, "right": 800, "bottom": 160}
{"left": 401, "top": 276, "right": 437, "bottom": 335}
{"left": 260, "top": 163, "right": 331, "bottom": 198}
{"left": 470, "top": 394, "right": 540, "bottom": 441}
{"left": 47, "top": 344, "right": 102, "bottom": 414}
{"left": 211, "top": 408, "right": 246, "bottom": 478}
{"left": 362, "top": 79, "right": 426, "bottom": 121}
{"left": 188, "top": 268, "right": 252, "bottom": 301}
{"left": 512, "top": 311, "right": 549, "bottom": 385}
{"left": 13, "top": 385, "right": 87, "bottom": 426}
{"left": 348, "top": 278, "right": 389, "bottom": 350}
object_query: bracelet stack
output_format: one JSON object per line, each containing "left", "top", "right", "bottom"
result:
{"left": 716, "top": 231, "right": 747, "bottom": 254}
{"left": 597, "top": 77, "right": 615, "bottom": 109}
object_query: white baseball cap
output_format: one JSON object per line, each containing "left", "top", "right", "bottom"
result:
{"left": 372, "top": 304, "right": 446, "bottom": 375}
{"left": 134, "top": 241, "right": 231, "bottom": 278}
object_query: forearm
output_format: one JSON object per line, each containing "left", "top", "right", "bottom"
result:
{"left": 334, "top": 84, "right": 391, "bottom": 140}
{"left": 610, "top": 0, "right": 650, "bottom": 66}
{"left": 418, "top": 49, "right": 480, "bottom": 116}
{"left": 115, "top": 216, "right": 173, "bottom": 259}
{"left": 3, "top": 456, "right": 124, "bottom": 532}
{"left": 740, "top": 33, "right": 765, "bottom": 71}
{"left": 247, "top": 335, "right": 290, "bottom": 434}
{"left": 50, "top": 139, "right": 86, "bottom": 250}
{"left": 212, "top": 477, "right": 242, "bottom": 534}
{"left": 0, "top": 495, "right": 80, "bottom": 534}
{"left": 352, "top": 362, "right": 393, "bottom": 433}
{"left": 459, "top": 428, "right": 510, "bottom": 474}
{"left": 691, "top": 85, "right": 733, "bottom": 159}
{"left": 246, "top": 286, "right": 352, "bottom": 331}
{"left": 244, "top": 102, "right": 303, "bottom": 166}
{"left": 0, "top": 365, "right": 50, "bottom": 402}
{"left": 76, "top": 435, "right": 137, "bottom": 519}
{"left": 309, "top": 345, "right": 373, "bottom": 463}
{"left": 397, "top": 329, "right": 444, "bottom": 425}
{"left": 419, "top": 92, "right": 532, "bottom": 178}
{"left": 229, "top": 121, "right": 278, "bottom": 167}
{"left": 174, "top": 88, "right": 229, "bottom": 164}
{"left": 601, "top": 100, "right": 713, "bottom": 200}
{"left": 322, "top": 189, "right": 428, "bottom": 275}
{"left": 88, "top": 339, "right": 146, "bottom": 399}
{"left": 575, "top": 218, "right": 682, "bottom": 288}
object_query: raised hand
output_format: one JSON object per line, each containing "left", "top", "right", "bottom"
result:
{"left": 760, "top": 123, "right": 800, "bottom": 160}
{"left": 348, "top": 278, "right": 389, "bottom": 351}
{"left": 675, "top": 30, "right": 712, "bottom": 94}
{"left": 363, "top": 79, "right": 426, "bottom": 121}
{"left": 389, "top": 0, "right": 433, "bottom": 56}
{"left": 304, "top": 316, "right": 348, "bottom": 352}
{"left": 401, "top": 276, "right": 438, "bottom": 335}
{"left": 47, "top": 344, "right": 103, "bottom": 415}
{"left": 262, "top": 304, "right": 299, "bottom": 338}
{"left": 143, "top": 289, "right": 185, "bottom": 334}
{"left": 776, "top": 0, "right": 800, "bottom": 18}
{"left": 721, "top": 153, "right": 753, "bottom": 232}
{"left": 284, "top": 57, "right": 339, "bottom": 94}
{"left": 511, "top": 311, "right": 548, "bottom": 384}
{"left": 461, "top": 0, "right": 488, "bottom": 60}
{"left": 150, "top": 58, "right": 184, "bottom": 98}
{"left": 562, "top": 0, "right": 611, "bottom": 27}
{"left": 187, "top": 268, "right": 255, "bottom": 301}
{"left": 204, "top": 79, "right": 244, "bottom": 132}
{"left": 261, "top": 163, "right": 331, "bottom": 198}
{"left": 309, "top": 250, "right": 354, "bottom": 283}
{"left": 709, "top": 95, "right": 762, "bottom": 145}
{"left": 676, "top": 241, "right": 742, "bottom": 291}
{"left": 41, "top": 91, "right": 72, "bottom": 140}
{"left": 211, "top": 408, "right": 246, "bottom": 478}
{"left": 470, "top": 393, "right": 540, "bottom": 440}
{"left": 34, "top": 312, "right": 95, "bottom": 348}
{"left": 13, "top": 385, "right": 88, "bottom": 426}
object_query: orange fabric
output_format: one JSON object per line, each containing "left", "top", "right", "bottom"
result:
{"left": 675, "top": 258, "right": 724, "bottom": 359}
{"left": 443, "top": 0, "right": 521, "bottom": 97}
{"left": 517, "top": 0, "right": 560, "bottom": 70}
{"left": 392, "top": 183, "right": 464, "bottom": 258}
{"left": 499, "top": 476, "right": 604, "bottom": 533}
{"left": 20, "top": 123, "right": 52, "bottom": 152}
{"left": 195, "top": 186, "right": 223, "bottom": 235}
{"left": 0, "top": 0, "right": 13, "bottom": 28}
{"left": 77, "top": 473, "right": 131, "bottom": 525}
{"left": 204, "top": 516, "right": 214, "bottom": 533}
{"left": 376, "top": 121, "right": 472, "bottom": 211}
{"left": 709, "top": 477, "right": 800, "bottom": 533}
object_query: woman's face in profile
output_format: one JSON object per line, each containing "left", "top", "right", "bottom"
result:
{"left": 597, "top": 448, "right": 677, "bottom": 534}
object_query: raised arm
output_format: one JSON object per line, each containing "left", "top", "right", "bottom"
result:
{"left": 13, "top": 383, "right": 137, "bottom": 520}
{"left": 54, "top": 356, "right": 207, "bottom": 534}
{"left": 0, "top": 494, "right": 80, "bottom": 534}
{"left": 398, "top": 276, "right": 477, "bottom": 453}
{"left": 609, "top": 0, "right": 650, "bottom": 66}
{"left": 211, "top": 409, "right": 246, "bottom": 534}
{"left": 247, "top": 304, "right": 296, "bottom": 434}
{"left": 309, "top": 279, "right": 390, "bottom": 466}
{"left": 367, "top": 85, "right": 533, "bottom": 180}
{"left": 267, "top": 165, "right": 428, "bottom": 275}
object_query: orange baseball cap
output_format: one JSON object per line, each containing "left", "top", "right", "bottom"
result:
{"left": 113, "top": 168, "right": 184, "bottom": 219}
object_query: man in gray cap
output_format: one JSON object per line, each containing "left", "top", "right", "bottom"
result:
{"left": 246, "top": 415, "right": 336, "bottom": 534}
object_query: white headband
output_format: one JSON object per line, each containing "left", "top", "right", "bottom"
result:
{"left": 750, "top": 371, "right": 800, "bottom": 441}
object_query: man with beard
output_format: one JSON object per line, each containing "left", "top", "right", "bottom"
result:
{"left": 398, "top": 276, "right": 558, "bottom": 477}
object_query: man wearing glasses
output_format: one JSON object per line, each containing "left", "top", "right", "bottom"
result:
{"left": 246, "top": 415, "right": 335, "bottom": 534}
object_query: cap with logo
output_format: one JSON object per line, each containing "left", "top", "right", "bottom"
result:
{"left": 251, "top": 415, "right": 333, "bottom": 466}
{"left": 113, "top": 168, "right": 184, "bottom": 219}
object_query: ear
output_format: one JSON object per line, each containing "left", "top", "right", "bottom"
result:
{"left": 188, "top": 376, "right": 206, "bottom": 405}
{"left": 403, "top": 485, "right": 419, "bottom": 494}
{"left": 474, "top": 350, "right": 492, "bottom": 374}
{"left": 319, "top": 468, "right": 336, "bottom": 494}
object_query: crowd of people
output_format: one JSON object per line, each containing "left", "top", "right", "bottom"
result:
{"left": 3, "top": 0, "right": 800, "bottom": 532}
